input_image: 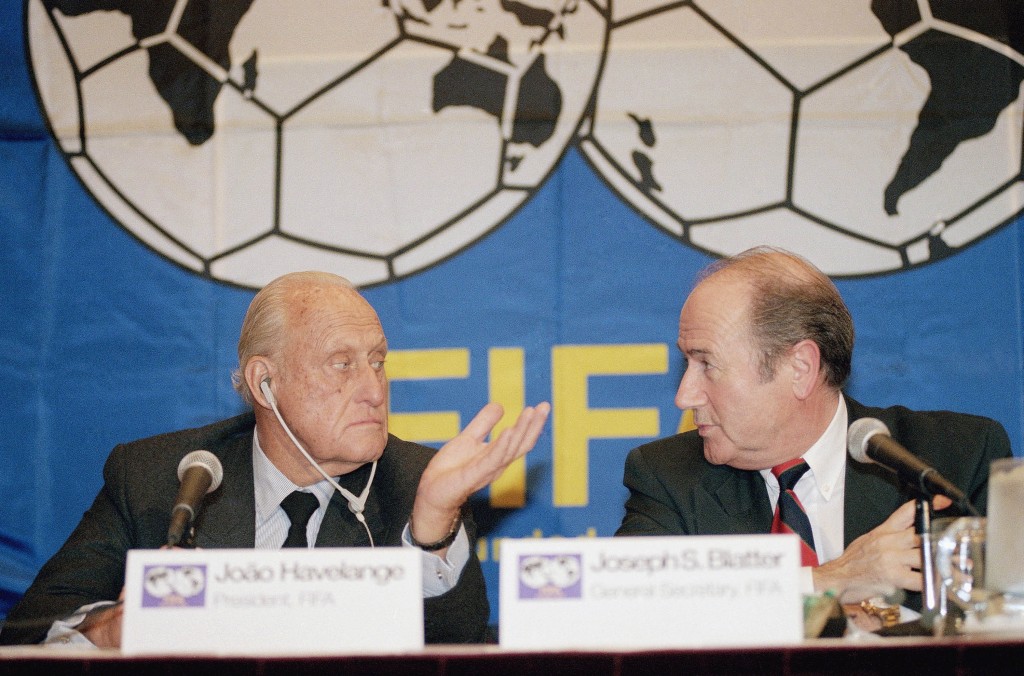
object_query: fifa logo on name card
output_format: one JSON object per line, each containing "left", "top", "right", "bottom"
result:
{"left": 141, "top": 564, "right": 207, "bottom": 608}
{"left": 518, "top": 554, "right": 582, "bottom": 600}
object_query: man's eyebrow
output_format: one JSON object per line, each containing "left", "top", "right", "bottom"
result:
{"left": 323, "top": 337, "right": 388, "bottom": 355}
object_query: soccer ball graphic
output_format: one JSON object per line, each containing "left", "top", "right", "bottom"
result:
{"left": 26, "top": 0, "right": 606, "bottom": 288}
{"left": 579, "top": 0, "right": 1024, "bottom": 276}
{"left": 518, "top": 554, "right": 581, "bottom": 590}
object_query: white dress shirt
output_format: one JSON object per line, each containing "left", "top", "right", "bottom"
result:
{"left": 760, "top": 397, "right": 848, "bottom": 592}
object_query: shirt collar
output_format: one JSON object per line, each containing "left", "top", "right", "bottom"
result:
{"left": 801, "top": 396, "right": 848, "bottom": 501}
{"left": 252, "top": 430, "right": 336, "bottom": 528}
{"left": 759, "top": 396, "right": 848, "bottom": 500}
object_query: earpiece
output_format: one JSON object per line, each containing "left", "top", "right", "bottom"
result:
{"left": 260, "top": 377, "right": 276, "bottom": 406}
{"left": 258, "top": 372, "right": 377, "bottom": 546}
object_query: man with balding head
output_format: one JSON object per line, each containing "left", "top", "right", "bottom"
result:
{"left": 617, "top": 247, "right": 1010, "bottom": 611}
{"left": 2, "top": 271, "right": 549, "bottom": 647}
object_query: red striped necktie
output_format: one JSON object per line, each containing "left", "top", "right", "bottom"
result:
{"left": 770, "top": 458, "right": 819, "bottom": 567}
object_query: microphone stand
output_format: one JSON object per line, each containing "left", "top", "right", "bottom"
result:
{"left": 916, "top": 498, "right": 942, "bottom": 632}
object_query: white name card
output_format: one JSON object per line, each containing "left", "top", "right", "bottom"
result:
{"left": 121, "top": 547, "right": 423, "bottom": 656}
{"left": 500, "top": 535, "right": 802, "bottom": 650}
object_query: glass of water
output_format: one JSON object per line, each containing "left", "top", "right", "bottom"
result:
{"left": 935, "top": 517, "right": 989, "bottom": 624}
{"left": 987, "top": 458, "right": 1024, "bottom": 614}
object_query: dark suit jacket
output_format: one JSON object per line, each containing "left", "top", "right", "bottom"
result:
{"left": 615, "top": 397, "right": 1011, "bottom": 604}
{"left": 0, "top": 413, "right": 489, "bottom": 645}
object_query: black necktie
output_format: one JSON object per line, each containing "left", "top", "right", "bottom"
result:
{"left": 280, "top": 491, "right": 320, "bottom": 548}
{"left": 770, "top": 458, "right": 819, "bottom": 566}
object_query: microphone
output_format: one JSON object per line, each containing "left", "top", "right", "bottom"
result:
{"left": 167, "top": 450, "right": 224, "bottom": 546}
{"left": 847, "top": 418, "right": 979, "bottom": 515}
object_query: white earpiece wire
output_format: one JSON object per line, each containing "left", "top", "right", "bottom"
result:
{"left": 261, "top": 379, "right": 376, "bottom": 547}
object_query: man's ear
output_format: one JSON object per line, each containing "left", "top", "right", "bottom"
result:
{"left": 244, "top": 357, "right": 274, "bottom": 409}
{"left": 789, "top": 339, "right": 822, "bottom": 400}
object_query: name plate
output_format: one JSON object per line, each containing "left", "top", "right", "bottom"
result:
{"left": 122, "top": 547, "right": 423, "bottom": 656}
{"left": 499, "top": 535, "right": 802, "bottom": 649}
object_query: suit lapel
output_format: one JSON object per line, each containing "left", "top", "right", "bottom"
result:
{"left": 314, "top": 461, "right": 382, "bottom": 547}
{"left": 695, "top": 464, "right": 773, "bottom": 535}
{"left": 843, "top": 459, "right": 903, "bottom": 546}
{"left": 315, "top": 492, "right": 376, "bottom": 547}
{"left": 193, "top": 429, "right": 257, "bottom": 549}
{"left": 843, "top": 397, "right": 906, "bottom": 545}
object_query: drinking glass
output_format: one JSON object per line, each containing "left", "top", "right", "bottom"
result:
{"left": 986, "top": 457, "right": 1024, "bottom": 611}
{"left": 934, "top": 517, "right": 988, "bottom": 620}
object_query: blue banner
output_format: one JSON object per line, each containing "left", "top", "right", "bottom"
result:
{"left": 2, "top": 0, "right": 1022, "bottom": 625}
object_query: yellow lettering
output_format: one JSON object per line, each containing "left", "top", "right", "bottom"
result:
{"left": 487, "top": 348, "right": 527, "bottom": 507}
{"left": 386, "top": 349, "right": 469, "bottom": 442}
{"left": 484, "top": 527, "right": 599, "bottom": 562}
{"left": 678, "top": 407, "right": 696, "bottom": 434}
{"left": 551, "top": 344, "right": 668, "bottom": 506}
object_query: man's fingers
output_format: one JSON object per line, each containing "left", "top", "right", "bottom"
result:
{"left": 817, "top": 500, "right": 933, "bottom": 602}
{"left": 461, "top": 402, "right": 506, "bottom": 442}
{"left": 429, "top": 402, "right": 551, "bottom": 500}
{"left": 894, "top": 566, "right": 924, "bottom": 591}
{"left": 464, "top": 403, "right": 551, "bottom": 486}
{"left": 881, "top": 500, "right": 918, "bottom": 530}
{"left": 473, "top": 401, "right": 550, "bottom": 455}
{"left": 524, "top": 402, "right": 551, "bottom": 447}
{"left": 477, "top": 413, "right": 525, "bottom": 467}
{"left": 499, "top": 402, "right": 551, "bottom": 462}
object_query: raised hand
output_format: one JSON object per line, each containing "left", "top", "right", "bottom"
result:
{"left": 411, "top": 402, "right": 550, "bottom": 552}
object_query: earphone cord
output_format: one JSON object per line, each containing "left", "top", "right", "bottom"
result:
{"left": 266, "top": 396, "right": 376, "bottom": 548}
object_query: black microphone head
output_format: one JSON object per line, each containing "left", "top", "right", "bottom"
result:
{"left": 847, "top": 418, "right": 889, "bottom": 464}
{"left": 177, "top": 450, "right": 224, "bottom": 492}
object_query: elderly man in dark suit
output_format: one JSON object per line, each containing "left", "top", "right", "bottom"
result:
{"left": 616, "top": 247, "right": 1011, "bottom": 610}
{"left": 1, "top": 271, "right": 549, "bottom": 647}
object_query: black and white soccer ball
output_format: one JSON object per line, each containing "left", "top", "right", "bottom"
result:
{"left": 580, "top": 0, "right": 1024, "bottom": 276}
{"left": 26, "top": 0, "right": 606, "bottom": 288}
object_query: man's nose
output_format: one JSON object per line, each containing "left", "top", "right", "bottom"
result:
{"left": 674, "top": 367, "right": 705, "bottom": 411}
{"left": 356, "top": 363, "right": 386, "bottom": 406}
